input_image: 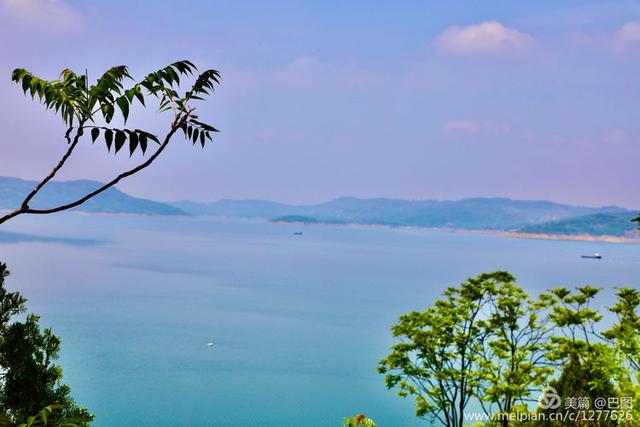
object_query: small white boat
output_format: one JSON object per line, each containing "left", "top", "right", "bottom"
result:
{"left": 207, "top": 342, "right": 214, "bottom": 347}
{"left": 581, "top": 253, "right": 602, "bottom": 259}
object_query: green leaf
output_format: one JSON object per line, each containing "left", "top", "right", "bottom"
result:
{"left": 137, "top": 130, "right": 159, "bottom": 145}
{"left": 160, "top": 69, "right": 173, "bottom": 86}
{"left": 128, "top": 131, "right": 138, "bottom": 156}
{"left": 139, "top": 133, "right": 148, "bottom": 154}
{"left": 125, "top": 88, "right": 136, "bottom": 102}
{"left": 114, "top": 130, "right": 126, "bottom": 153}
{"left": 191, "top": 69, "right": 221, "bottom": 97}
{"left": 147, "top": 133, "right": 160, "bottom": 144}
{"left": 192, "top": 128, "right": 199, "bottom": 144}
{"left": 189, "top": 119, "right": 219, "bottom": 132}
{"left": 116, "top": 96, "right": 130, "bottom": 123}
{"left": 101, "top": 103, "right": 115, "bottom": 123}
{"left": 21, "top": 75, "right": 31, "bottom": 93}
{"left": 183, "top": 60, "right": 197, "bottom": 71}
{"left": 39, "top": 407, "right": 48, "bottom": 425}
{"left": 165, "top": 66, "right": 180, "bottom": 85}
{"left": 104, "top": 129, "right": 113, "bottom": 151}
{"left": 172, "top": 60, "right": 196, "bottom": 75}
{"left": 91, "top": 128, "right": 100, "bottom": 143}
{"left": 11, "top": 68, "right": 28, "bottom": 82}
{"left": 134, "top": 86, "right": 145, "bottom": 106}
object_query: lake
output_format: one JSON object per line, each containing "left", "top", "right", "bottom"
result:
{"left": 0, "top": 214, "right": 638, "bottom": 426}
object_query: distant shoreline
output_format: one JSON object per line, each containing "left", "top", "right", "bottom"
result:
{"left": 2, "top": 208, "right": 638, "bottom": 244}
{"left": 270, "top": 219, "right": 640, "bottom": 244}
{"left": 494, "top": 231, "right": 640, "bottom": 244}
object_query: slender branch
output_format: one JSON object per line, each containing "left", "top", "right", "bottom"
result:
{"left": 0, "top": 111, "right": 192, "bottom": 225}
{"left": 0, "top": 124, "right": 85, "bottom": 225}
{"left": 21, "top": 123, "right": 85, "bottom": 210}
{"left": 27, "top": 131, "right": 178, "bottom": 214}
{"left": 0, "top": 208, "right": 26, "bottom": 225}
{"left": 29, "top": 114, "right": 189, "bottom": 215}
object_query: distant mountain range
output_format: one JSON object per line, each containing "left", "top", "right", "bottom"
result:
{"left": 172, "top": 197, "right": 639, "bottom": 237}
{"left": 1, "top": 177, "right": 637, "bottom": 238}
{"left": 0, "top": 176, "right": 185, "bottom": 216}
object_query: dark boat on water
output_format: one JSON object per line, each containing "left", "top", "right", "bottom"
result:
{"left": 581, "top": 253, "right": 602, "bottom": 259}
{"left": 293, "top": 232, "right": 303, "bottom": 236}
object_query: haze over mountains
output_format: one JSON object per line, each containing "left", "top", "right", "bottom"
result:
{"left": 173, "top": 198, "right": 638, "bottom": 236}
{"left": 1, "top": 177, "right": 638, "bottom": 237}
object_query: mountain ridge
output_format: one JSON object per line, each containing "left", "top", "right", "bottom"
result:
{"left": 1, "top": 176, "right": 637, "bottom": 237}
{"left": 171, "top": 197, "right": 636, "bottom": 235}
{"left": 0, "top": 176, "right": 186, "bottom": 216}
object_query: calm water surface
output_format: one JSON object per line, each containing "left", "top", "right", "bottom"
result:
{"left": 0, "top": 214, "right": 638, "bottom": 426}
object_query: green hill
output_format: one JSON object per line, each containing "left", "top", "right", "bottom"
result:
{"left": 516, "top": 212, "right": 640, "bottom": 237}
{"left": 0, "top": 176, "right": 186, "bottom": 216}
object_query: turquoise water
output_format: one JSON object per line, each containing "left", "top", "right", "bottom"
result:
{"left": 0, "top": 214, "right": 638, "bottom": 426}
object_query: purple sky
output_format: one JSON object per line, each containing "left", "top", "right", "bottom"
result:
{"left": 1, "top": 1, "right": 639, "bottom": 208}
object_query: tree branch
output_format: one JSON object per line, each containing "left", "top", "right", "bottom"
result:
{"left": 0, "top": 113, "right": 190, "bottom": 225}
{"left": 28, "top": 127, "right": 181, "bottom": 214}
{"left": 0, "top": 125, "right": 85, "bottom": 225}
{"left": 0, "top": 208, "right": 26, "bottom": 225}
{"left": 21, "top": 124, "right": 85, "bottom": 210}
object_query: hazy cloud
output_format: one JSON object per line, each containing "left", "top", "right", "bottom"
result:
{"left": 274, "top": 56, "right": 380, "bottom": 88}
{"left": 1, "top": 0, "right": 84, "bottom": 31}
{"left": 442, "top": 119, "right": 536, "bottom": 143}
{"left": 442, "top": 119, "right": 512, "bottom": 136}
{"left": 436, "top": 21, "right": 534, "bottom": 56}
{"left": 613, "top": 21, "right": 640, "bottom": 52}
{"left": 604, "top": 129, "right": 628, "bottom": 144}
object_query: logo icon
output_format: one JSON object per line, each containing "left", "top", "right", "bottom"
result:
{"left": 594, "top": 397, "right": 606, "bottom": 409}
{"left": 538, "top": 387, "right": 561, "bottom": 410}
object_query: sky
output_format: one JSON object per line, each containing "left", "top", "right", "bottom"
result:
{"left": 0, "top": 0, "right": 639, "bottom": 207}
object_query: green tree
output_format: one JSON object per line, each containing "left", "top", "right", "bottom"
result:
{"left": 543, "top": 287, "right": 605, "bottom": 362}
{"left": 602, "top": 288, "right": 640, "bottom": 424}
{"left": 378, "top": 272, "right": 553, "bottom": 427}
{"left": 0, "top": 263, "right": 91, "bottom": 424}
{"left": 0, "top": 404, "right": 89, "bottom": 427}
{"left": 475, "top": 279, "right": 554, "bottom": 425}
{"left": 530, "top": 287, "right": 623, "bottom": 427}
{"left": 378, "top": 272, "right": 494, "bottom": 426}
{"left": 534, "top": 354, "right": 618, "bottom": 427}
{"left": 378, "top": 274, "right": 640, "bottom": 427}
{"left": 603, "top": 288, "right": 640, "bottom": 373}
{"left": 343, "top": 414, "right": 377, "bottom": 427}
{"left": 0, "top": 61, "right": 220, "bottom": 225}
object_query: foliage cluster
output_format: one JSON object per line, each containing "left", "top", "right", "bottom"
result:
{"left": 0, "top": 263, "right": 92, "bottom": 426}
{"left": 379, "top": 272, "right": 640, "bottom": 427}
{"left": 1, "top": 61, "right": 220, "bottom": 225}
